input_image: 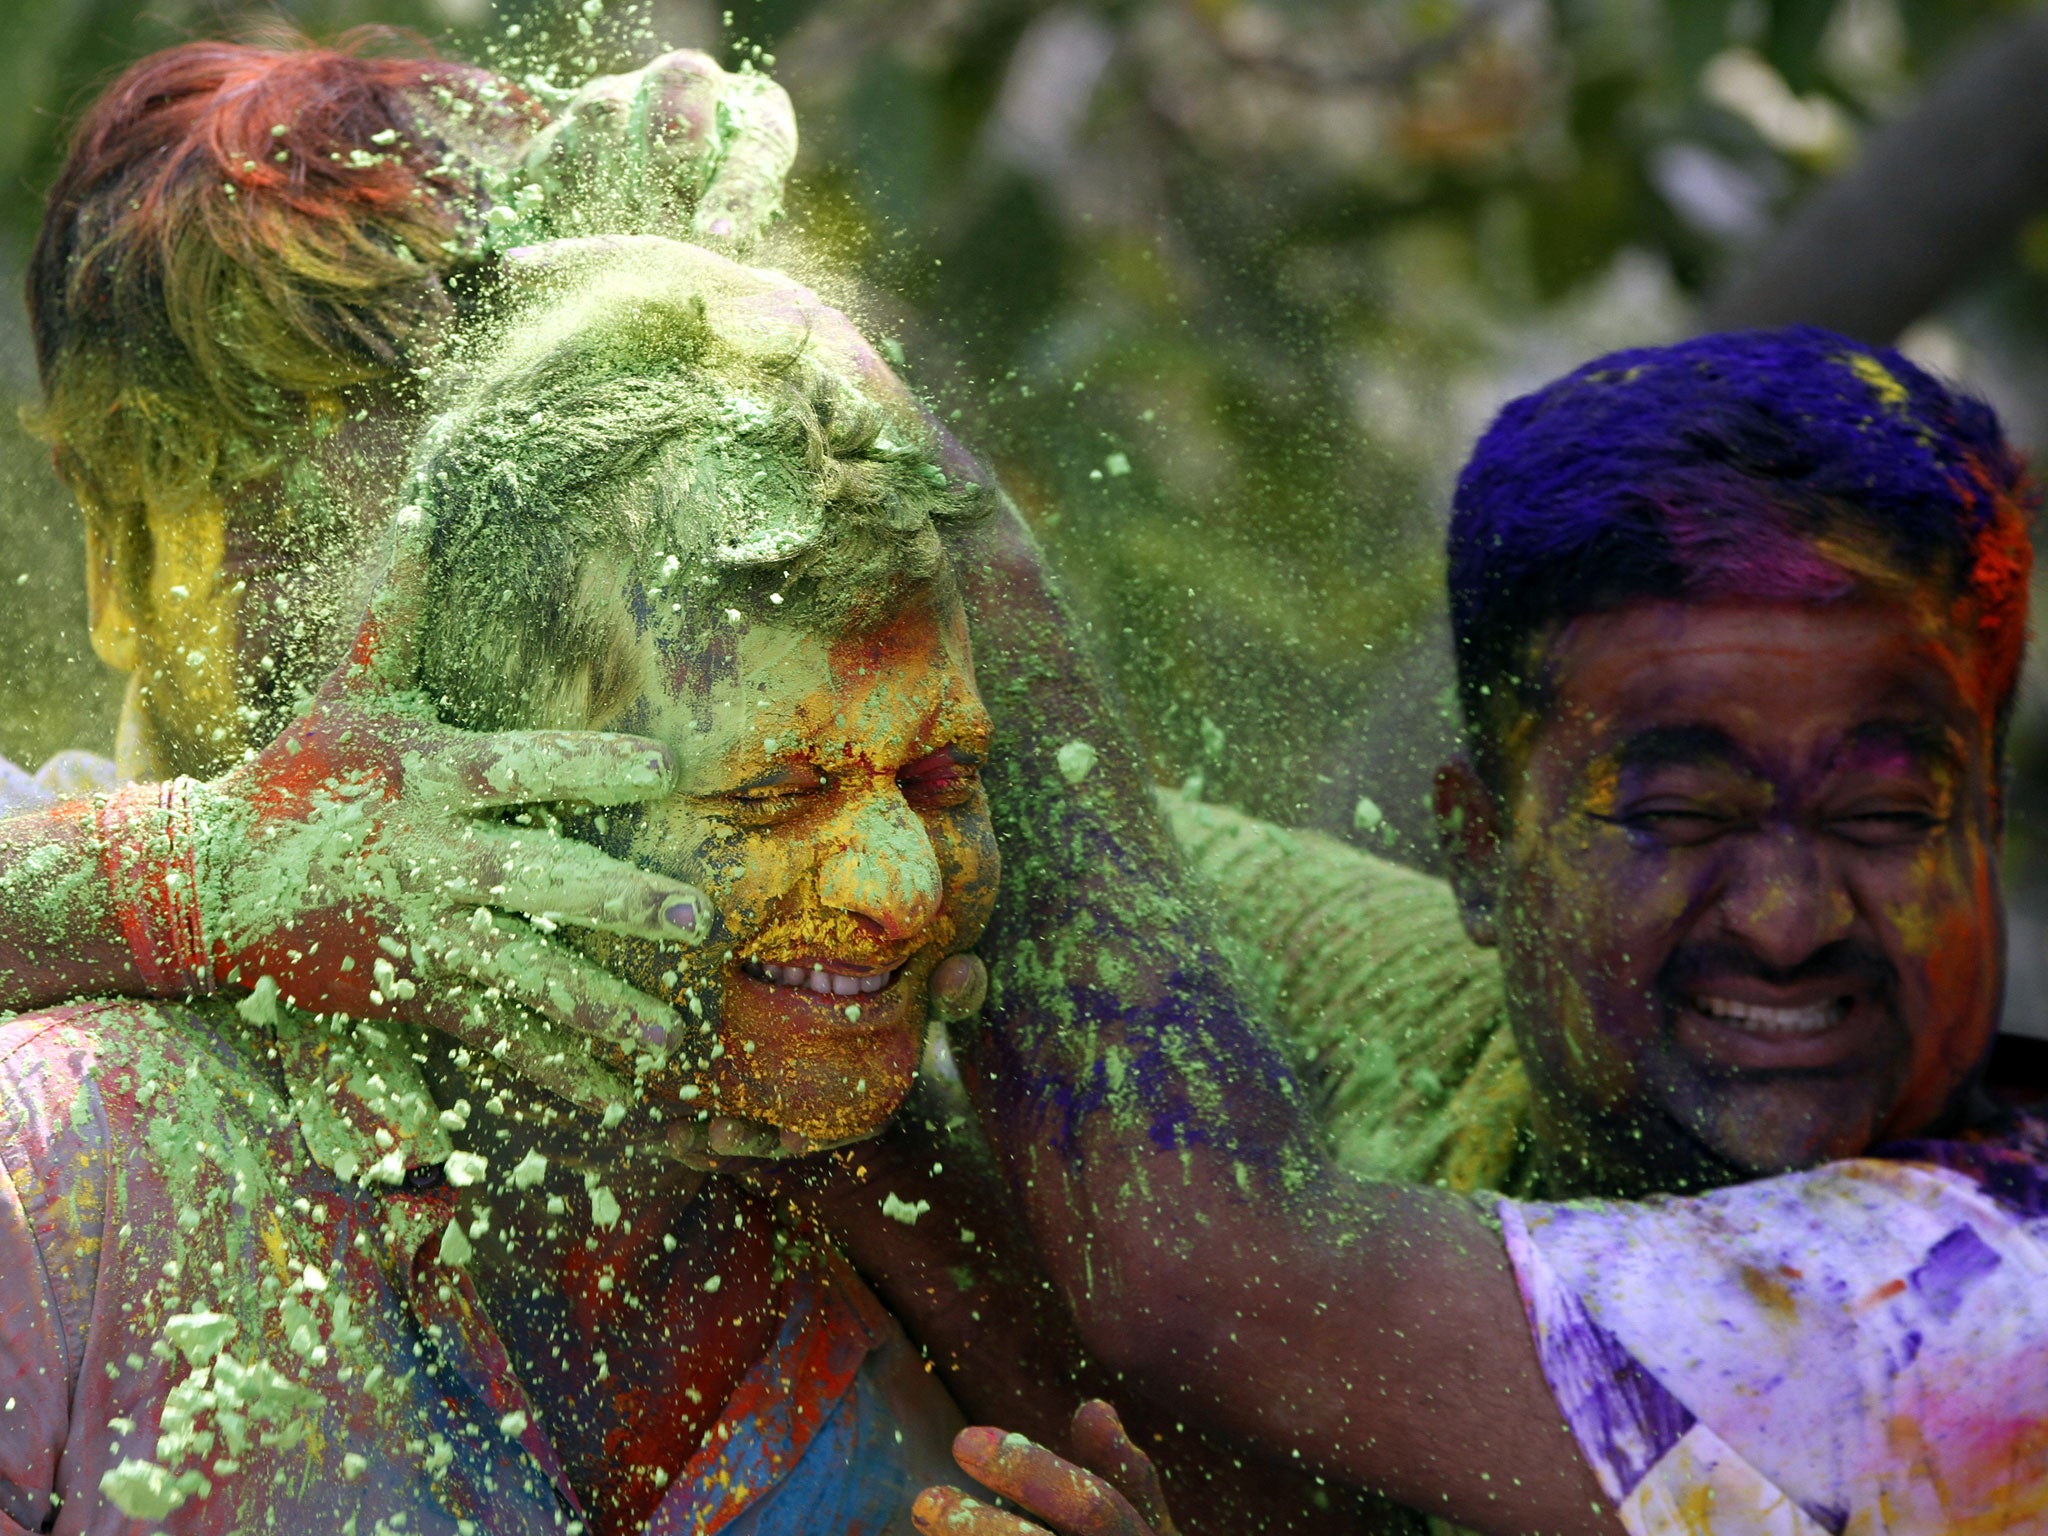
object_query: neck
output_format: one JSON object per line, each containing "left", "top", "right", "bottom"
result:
{"left": 113, "top": 673, "right": 163, "bottom": 782}
{"left": 1525, "top": 1087, "right": 1750, "bottom": 1201}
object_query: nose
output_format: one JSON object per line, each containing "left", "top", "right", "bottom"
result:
{"left": 1713, "top": 827, "right": 1856, "bottom": 972}
{"left": 817, "top": 787, "right": 943, "bottom": 943}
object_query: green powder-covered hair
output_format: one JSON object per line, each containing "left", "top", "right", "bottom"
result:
{"left": 411, "top": 240, "right": 989, "bottom": 730}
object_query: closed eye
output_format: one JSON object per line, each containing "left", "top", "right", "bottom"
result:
{"left": 722, "top": 764, "right": 829, "bottom": 816}
{"left": 899, "top": 747, "right": 982, "bottom": 810}
{"left": 1828, "top": 808, "right": 1944, "bottom": 847}
{"left": 1589, "top": 805, "right": 1742, "bottom": 847}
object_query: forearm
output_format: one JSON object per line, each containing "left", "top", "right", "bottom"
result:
{"left": 947, "top": 493, "right": 1319, "bottom": 1297}
{"left": 948, "top": 502, "right": 1611, "bottom": 1535}
{"left": 0, "top": 799, "right": 145, "bottom": 1007}
{"left": 826, "top": 1096, "right": 1412, "bottom": 1536}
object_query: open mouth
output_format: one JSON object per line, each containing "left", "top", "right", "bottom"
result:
{"left": 741, "top": 958, "right": 901, "bottom": 997}
{"left": 1689, "top": 993, "right": 1852, "bottom": 1039}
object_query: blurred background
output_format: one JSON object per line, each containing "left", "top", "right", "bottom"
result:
{"left": 9, "top": 0, "right": 2048, "bottom": 1023}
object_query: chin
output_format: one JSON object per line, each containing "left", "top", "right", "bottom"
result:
{"left": 704, "top": 945, "right": 942, "bottom": 1142}
{"left": 1674, "top": 1072, "right": 1891, "bottom": 1178}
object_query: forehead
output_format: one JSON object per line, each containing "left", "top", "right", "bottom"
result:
{"left": 626, "top": 582, "right": 985, "bottom": 759}
{"left": 714, "top": 586, "right": 973, "bottom": 694}
{"left": 1533, "top": 598, "right": 1993, "bottom": 777}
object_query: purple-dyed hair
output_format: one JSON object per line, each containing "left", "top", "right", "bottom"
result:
{"left": 1447, "top": 326, "right": 2035, "bottom": 785}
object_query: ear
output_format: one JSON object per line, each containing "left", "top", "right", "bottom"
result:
{"left": 83, "top": 514, "right": 141, "bottom": 674}
{"left": 1434, "top": 755, "right": 1504, "bottom": 948}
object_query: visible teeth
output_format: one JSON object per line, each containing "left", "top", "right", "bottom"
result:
{"left": 1694, "top": 995, "right": 1843, "bottom": 1036}
{"left": 746, "top": 959, "right": 897, "bottom": 996}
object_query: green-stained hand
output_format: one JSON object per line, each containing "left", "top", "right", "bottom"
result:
{"left": 512, "top": 50, "right": 798, "bottom": 248}
{"left": 915, "top": 1402, "right": 1181, "bottom": 1536}
{"left": 188, "top": 506, "right": 707, "bottom": 1112}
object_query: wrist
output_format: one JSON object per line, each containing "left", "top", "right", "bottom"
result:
{"left": 95, "top": 779, "right": 219, "bottom": 998}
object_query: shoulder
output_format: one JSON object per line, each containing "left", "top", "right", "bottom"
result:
{"left": 0, "top": 997, "right": 279, "bottom": 1159}
{"left": 0, "top": 749, "right": 117, "bottom": 816}
{"left": 1158, "top": 792, "right": 1532, "bottom": 1192}
{"left": 1, "top": 997, "right": 294, "bottom": 1400}
{"left": 1878, "top": 1107, "right": 2048, "bottom": 1218}
{"left": 0, "top": 1000, "right": 230, "bottom": 1468}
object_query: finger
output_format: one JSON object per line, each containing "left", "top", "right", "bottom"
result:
{"left": 408, "top": 979, "right": 630, "bottom": 1113}
{"left": 912, "top": 1485, "right": 1049, "bottom": 1536}
{"left": 690, "top": 70, "right": 798, "bottom": 245}
{"left": 928, "top": 953, "right": 988, "bottom": 1023}
{"left": 342, "top": 505, "right": 434, "bottom": 696}
{"left": 951, "top": 1429, "right": 1152, "bottom": 1536}
{"left": 407, "top": 728, "right": 675, "bottom": 811}
{"left": 1070, "top": 1403, "right": 1176, "bottom": 1536}
{"left": 433, "top": 823, "right": 709, "bottom": 944}
{"left": 424, "top": 911, "right": 682, "bottom": 1063}
{"left": 658, "top": 1114, "right": 808, "bottom": 1170}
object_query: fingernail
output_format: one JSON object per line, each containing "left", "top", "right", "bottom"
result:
{"left": 664, "top": 900, "right": 699, "bottom": 932}
{"left": 953, "top": 1426, "right": 1002, "bottom": 1462}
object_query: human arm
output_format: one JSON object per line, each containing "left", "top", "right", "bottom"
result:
{"left": 944, "top": 497, "right": 1616, "bottom": 1535}
{"left": 745, "top": 965, "right": 1410, "bottom": 1534}
{"left": 0, "top": 510, "right": 705, "bottom": 1112}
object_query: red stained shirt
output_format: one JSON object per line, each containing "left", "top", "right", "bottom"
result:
{"left": 0, "top": 998, "right": 959, "bottom": 1535}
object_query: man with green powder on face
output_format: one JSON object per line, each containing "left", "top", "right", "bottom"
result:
{"left": 0, "top": 35, "right": 805, "bottom": 1095}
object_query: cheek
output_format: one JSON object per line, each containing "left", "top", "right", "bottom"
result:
{"left": 1503, "top": 830, "right": 1695, "bottom": 1096}
{"left": 1869, "top": 836, "right": 2000, "bottom": 1008}
{"left": 932, "top": 801, "right": 1000, "bottom": 930}
{"left": 1509, "top": 819, "right": 1681, "bottom": 967}
{"left": 640, "top": 804, "right": 815, "bottom": 937}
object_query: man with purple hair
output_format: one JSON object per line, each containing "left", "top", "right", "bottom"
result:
{"left": 931, "top": 328, "right": 2048, "bottom": 1536}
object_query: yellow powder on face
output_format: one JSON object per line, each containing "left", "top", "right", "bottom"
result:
{"left": 1842, "top": 351, "right": 1909, "bottom": 411}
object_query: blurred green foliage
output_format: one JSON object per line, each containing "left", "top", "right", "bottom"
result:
{"left": 0, "top": 0, "right": 2031, "bottom": 856}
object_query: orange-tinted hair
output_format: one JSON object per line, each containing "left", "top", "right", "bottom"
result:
{"left": 26, "top": 32, "right": 539, "bottom": 577}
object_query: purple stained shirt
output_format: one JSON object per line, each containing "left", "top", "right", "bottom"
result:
{"left": 1501, "top": 1115, "right": 2048, "bottom": 1536}
{"left": 0, "top": 997, "right": 963, "bottom": 1535}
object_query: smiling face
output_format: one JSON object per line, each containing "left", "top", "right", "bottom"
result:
{"left": 1444, "top": 594, "right": 2005, "bottom": 1194}
{"left": 572, "top": 579, "right": 998, "bottom": 1145}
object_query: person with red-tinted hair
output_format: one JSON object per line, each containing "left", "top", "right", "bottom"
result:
{"left": 0, "top": 31, "right": 801, "bottom": 1091}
